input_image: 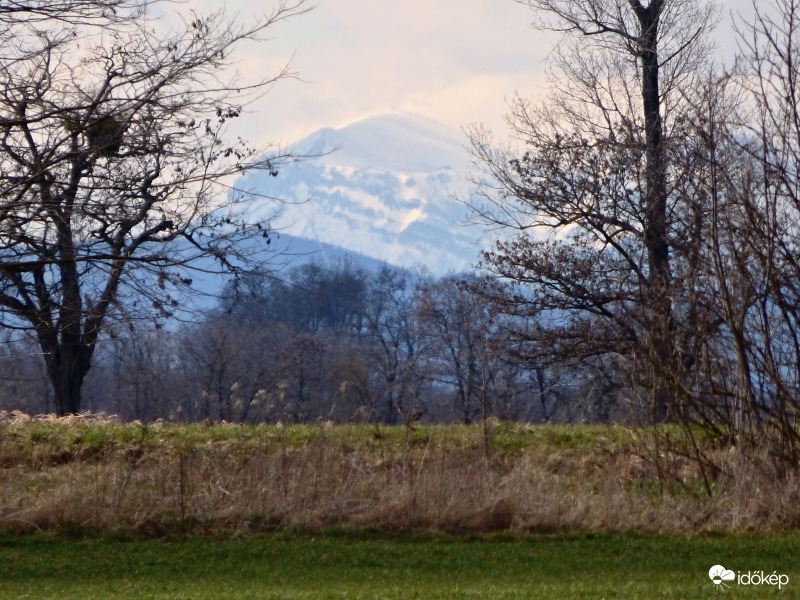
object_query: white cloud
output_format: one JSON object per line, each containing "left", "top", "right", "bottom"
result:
{"left": 186, "top": 0, "right": 552, "bottom": 145}
{"left": 182, "top": 0, "right": 751, "bottom": 149}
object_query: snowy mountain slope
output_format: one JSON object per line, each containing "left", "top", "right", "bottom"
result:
{"left": 236, "top": 112, "right": 484, "bottom": 274}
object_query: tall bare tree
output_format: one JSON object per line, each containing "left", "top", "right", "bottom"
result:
{"left": 469, "top": 0, "right": 719, "bottom": 421}
{"left": 0, "top": 0, "right": 310, "bottom": 414}
{"left": 679, "top": 0, "right": 800, "bottom": 462}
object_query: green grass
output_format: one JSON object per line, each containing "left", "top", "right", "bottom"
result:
{"left": 1, "top": 419, "right": 637, "bottom": 466}
{"left": 0, "top": 530, "right": 797, "bottom": 599}
{"left": 1, "top": 416, "right": 797, "bottom": 535}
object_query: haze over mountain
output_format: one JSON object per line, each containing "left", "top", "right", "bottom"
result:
{"left": 236, "top": 112, "right": 484, "bottom": 274}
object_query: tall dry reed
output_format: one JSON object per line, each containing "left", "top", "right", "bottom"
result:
{"left": 0, "top": 413, "right": 797, "bottom": 534}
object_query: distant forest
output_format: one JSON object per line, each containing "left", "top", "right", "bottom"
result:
{"left": 0, "top": 262, "right": 610, "bottom": 424}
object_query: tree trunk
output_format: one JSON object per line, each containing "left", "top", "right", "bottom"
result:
{"left": 43, "top": 343, "right": 93, "bottom": 416}
{"left": 637, "top": 0, "right": 674, "bottom": 422}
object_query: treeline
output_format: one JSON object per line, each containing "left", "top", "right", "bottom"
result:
{"left": 0, "top": 262, "right": 621, "bottom": 424}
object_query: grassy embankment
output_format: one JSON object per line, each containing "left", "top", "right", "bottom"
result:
{"left": 1, "top": 411, "right": 800, "bottom": 534}
{"left": 1, "top": 530, "right": 798, "bottom": 599}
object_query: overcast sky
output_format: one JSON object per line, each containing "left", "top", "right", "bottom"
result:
{"left": 189, "top": 0, "right": 755, "bottom": 148}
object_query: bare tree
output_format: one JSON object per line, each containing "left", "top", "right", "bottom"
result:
{"left": 736, "top": 0, "right": 800, "bottom": 461}
{"left": 0, "top": 0, "right": 148, "bottom": 26}
{"left": 0, "top": 329, "right": 50, "bottom": 413}
{"left": 85, "top": 321, "right": 177, "bottom": 419}
{"left": 415, "top": 276, "right": 534, "bottom": 424}
{"left": 0, "top": 0, "right": 310, "bottom": 414}
{"left": 362, "top": 267, "right": 428, "bottom": 423}
{"left": 681, "top": 0, "right": 800, "bottom": 463}
{"left": 469, "top": 0, "right": 719, "bottom": 421}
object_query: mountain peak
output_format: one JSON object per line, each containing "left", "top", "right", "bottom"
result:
{"left": 237, "top": 113, "right": 482, "bottom": 274}
{"left": 297, "top": 111, "right": 470, "bottom": 173}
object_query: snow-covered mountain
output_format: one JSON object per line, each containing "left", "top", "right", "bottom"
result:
{"left": 235, "top": 112, "right": 483, "bottom": 274}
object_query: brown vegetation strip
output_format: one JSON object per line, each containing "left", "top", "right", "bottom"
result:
{"left": 0, "top": 412, "right": 799, "bottom": 535}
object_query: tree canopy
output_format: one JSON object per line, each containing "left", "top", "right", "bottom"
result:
{"left": 0, "top": 0, "right": 310, "bottom": 414}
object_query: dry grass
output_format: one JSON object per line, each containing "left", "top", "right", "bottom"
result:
{"left": 0, "top": 412, "right": 798, "bottom": 535}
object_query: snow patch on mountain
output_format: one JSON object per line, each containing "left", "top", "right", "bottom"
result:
{"left": 236, "top": 111, "right": 483, "bottom": 274}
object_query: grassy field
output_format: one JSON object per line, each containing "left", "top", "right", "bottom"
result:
{"left": 1, "top": 411, "right": 800, "bottom": 534}
{"left": 1, "top": 413, "right": 799, "bottom": 598}
{"left": 0, "top": 530, "right": 797, "bottom": 599}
